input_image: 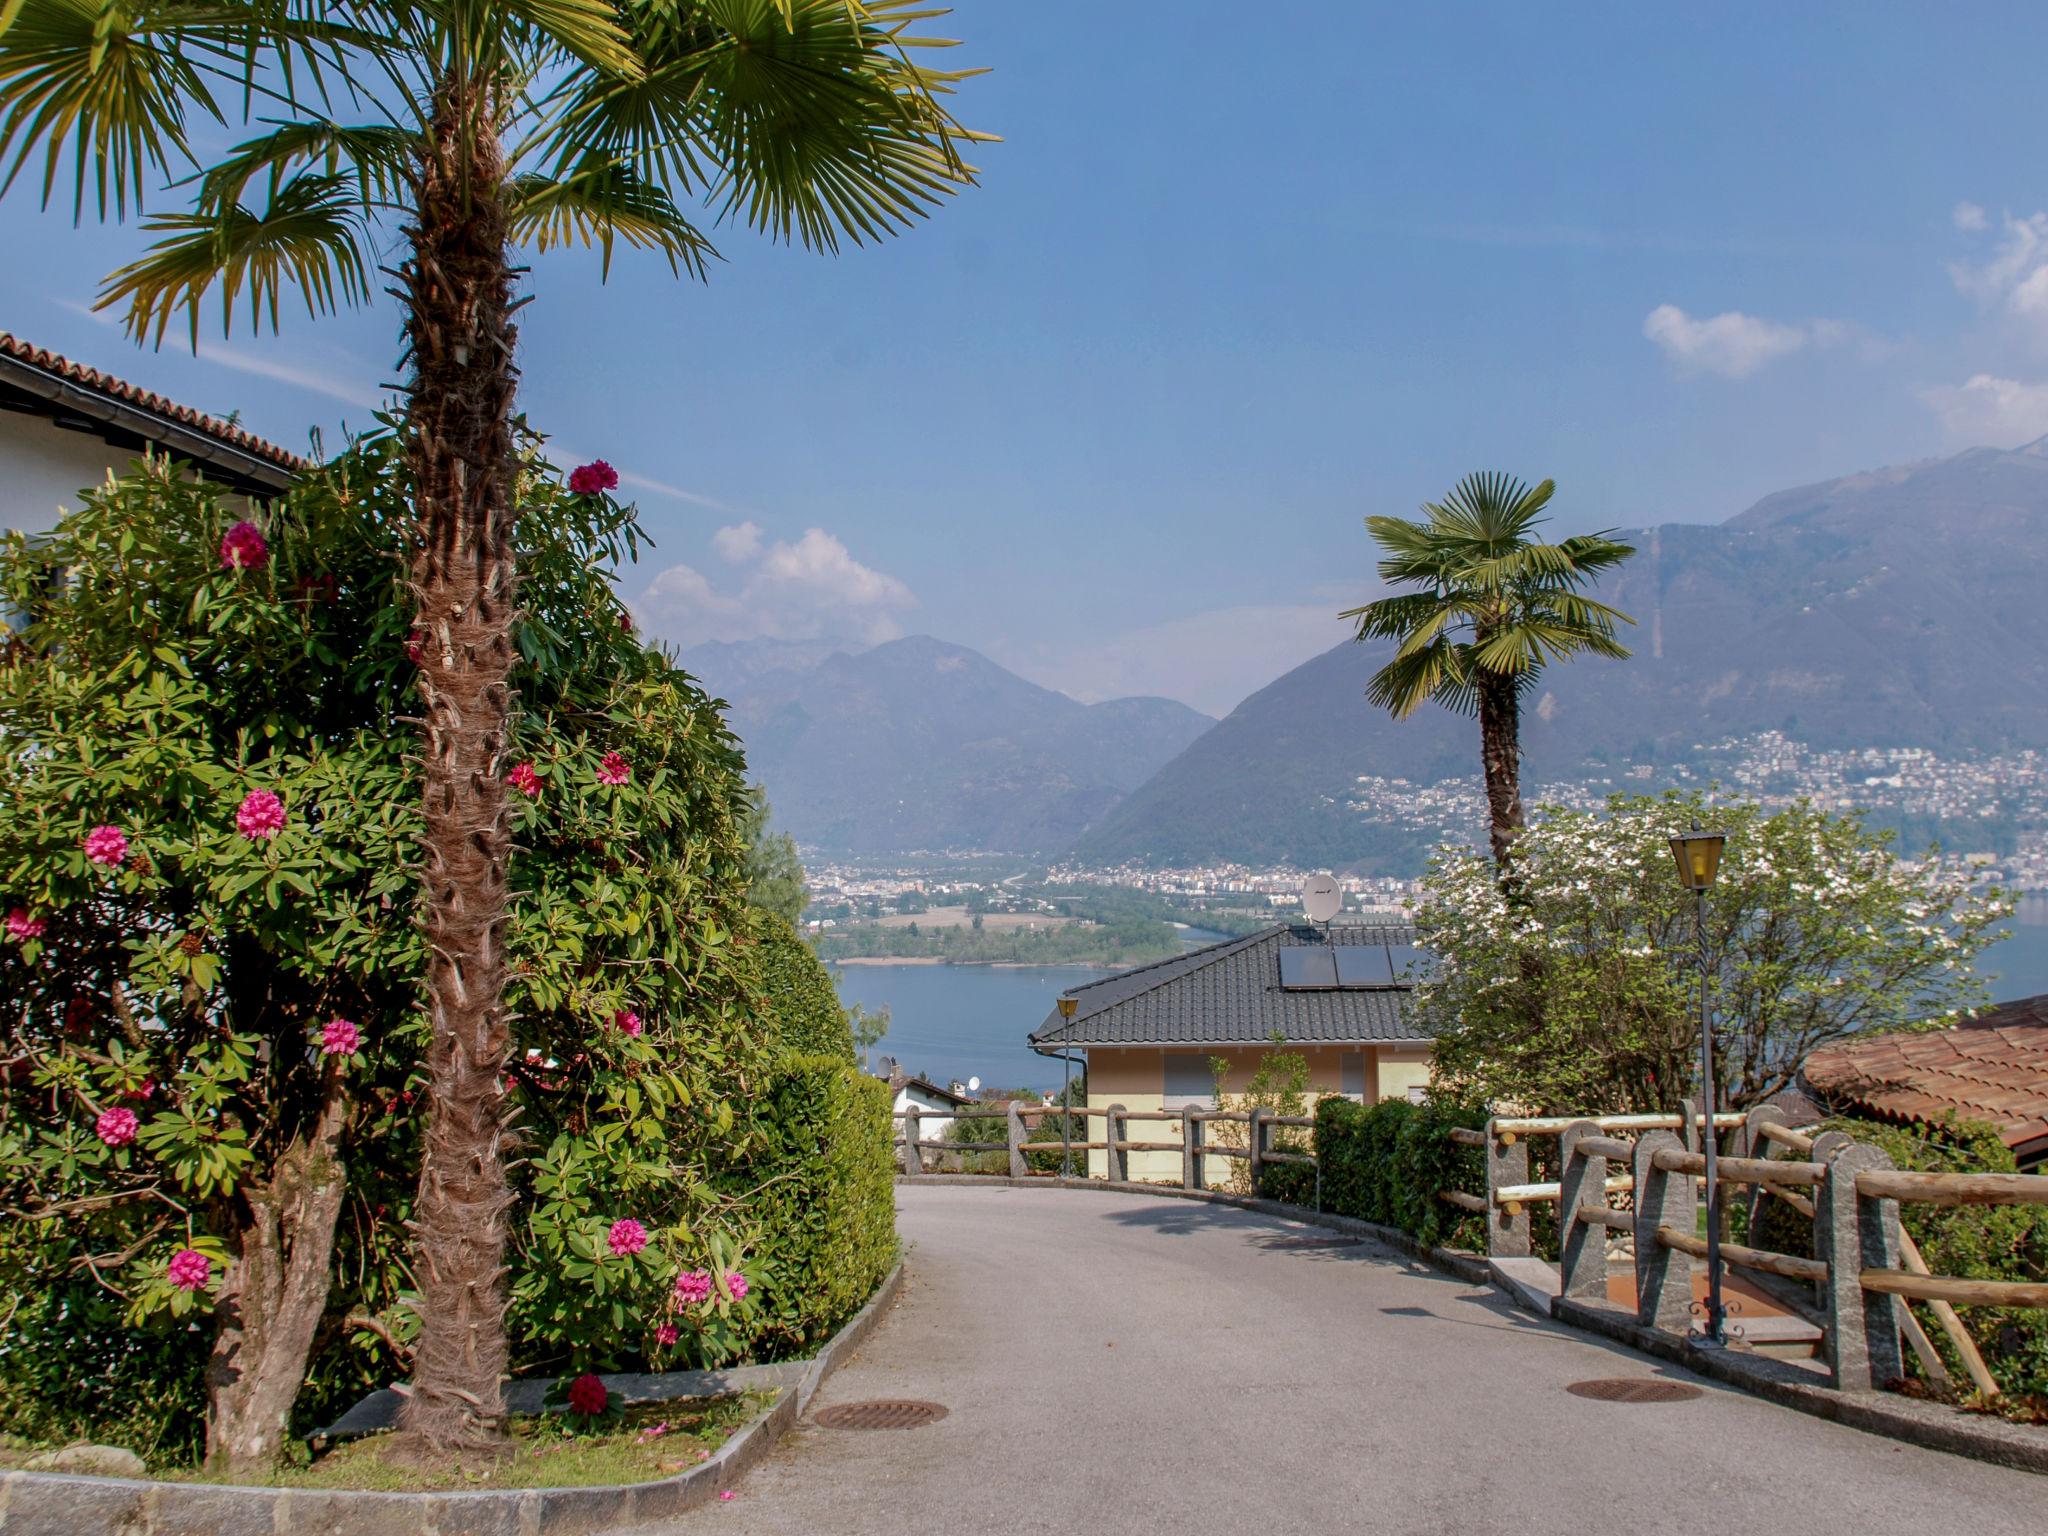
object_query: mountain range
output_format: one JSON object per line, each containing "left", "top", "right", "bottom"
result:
{"left": 1078, "top": 436, "right": 2048, "bottom": 868}
{"left": 682, "top": 635, "right": 1213, "bottom": 857}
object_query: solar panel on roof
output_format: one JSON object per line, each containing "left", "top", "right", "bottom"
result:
{"left": 1332, "top": 945, "right": 1394, "bottom": 988}
{"left": 1278, "top": 946, "right": 1338, "bottom": 989}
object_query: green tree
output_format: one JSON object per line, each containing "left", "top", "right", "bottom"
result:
{"left": 0, "top": 0, "right": 985, "bottom": 1453}
{"left": 1341, "top": 474, "right": 1635, "bottom": 869}
{"left": 1411, "top": 791, "right": 2011, "bottom": 1115}
{"left": 0, "top": 436, "right": 766, "bottom": 1472}
{"left": 740, "top": 787, "right": 807, "bottom": 926}
{"left": 847, "top": 1002, "right": 889, "bottom": 1069}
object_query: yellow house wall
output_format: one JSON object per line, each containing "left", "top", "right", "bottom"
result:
{"left": 1081, "top": 1043, "right": 1437, "bottom": 1184}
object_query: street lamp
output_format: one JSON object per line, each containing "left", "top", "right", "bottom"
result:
{"left": 1057, "top": 996, "right": 1078, "bottom": 1178}
{"left": 1669, "top": 820, "right": 1728, "bottom": 1344}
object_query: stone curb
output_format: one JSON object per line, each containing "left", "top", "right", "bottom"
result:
{"left": 901, "top": 1175, "right": 2048, "bottom": 1476}
{"left": 0, "top": 1261, "right": 905, "bottom": 1536}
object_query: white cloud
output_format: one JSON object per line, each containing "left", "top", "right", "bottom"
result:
{"left": 1642, "top": 304, "right": 1813, "bottom": 379}
{"left": 1000, "top": 602, "right": 1355, "bottom": 719}
{"left": 633, "top": 528, "right": 915, "bottom": 649}
{"left": 711, "top": 521, "right": 763, "bottom": 563}
{"left": 1954, "top": 201, "right": 1989, "bottom": 233}
{"left": 1948, "top": 210, "right": 2048, "bottom": 344}
{"left": 1921, "top": 373, "right": 2048, "bottom": 448}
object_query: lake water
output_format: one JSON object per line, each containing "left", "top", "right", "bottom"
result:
{"left": 831, "top": 909, "right": 2048, "bottom": 1097}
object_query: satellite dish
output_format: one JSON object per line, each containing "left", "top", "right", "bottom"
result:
{"left": 1300, "top": 873, "right": 1341, "bottom": 924}
{"left": 968, "top": 1076, "right": 981, "bottom": 1092}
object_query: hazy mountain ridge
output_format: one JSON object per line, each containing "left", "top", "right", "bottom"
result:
{"left": 685, "top": 635, "right": 1214, "bottom": 856}
{"left": 1077, "top": 437, "right": 2048, "bottom": 869}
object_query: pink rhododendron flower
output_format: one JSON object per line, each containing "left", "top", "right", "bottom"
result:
{"left": 674, "top": 1269, "right": 713, "bottom": 1305}
{"left": 615, "top": 1009, "right": 643, "bottom": 1038}
{"left": 724, "top": 1272, "right": 749, "bottom": 1301}
{"left": 607, "top": 1218, "right": 649, "bottom": 1258}
{"left": 507, "top": 761, "right": 542, "bottom": 798}
{"left": 596, "top": 751, "right": 631, "bottom": 786}
{"left": 96, "top": 1106, "right": 139, "bottom": 1147}
{"left": 320, "top": 1018, "right": 362, "bottom": 1056}
{"left": 127, "top": 1079, "right": 157, "bottom": 1102}
{"left": 219, "top": 520, "right": 269, "bottom": 570}
{"left": 654, "top": 1323, "right": 679, "bottom": 1347}
{"left": 719, "top": 1491, "right": 735, "bottom": 1502}
{"left": 567, "top": 461, "right": 619, "bottom": 495}
{"left": 167, "top": 1248, "right": 211, "bottom": 1291}
{"left": 5, "top": 908, "right": 45, "bottom": 942}
{"left": 235, "top": 789, "right": 286, "bottom": 841}
{"left": 566, "top": 1373, "right": 608, "bottom": 1416}
{"left": 83, "top": 826, "right": 129, "bottom": 867}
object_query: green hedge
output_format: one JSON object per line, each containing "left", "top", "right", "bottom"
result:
{"left": 1298, "top": 1096, "right": 1486, "bottom": 1250}
{"left": 751, "top": 910, "right": 855, "bottom": 1062}
{"left": 730, "top": 1054, "right": 896, "bottom": 1356}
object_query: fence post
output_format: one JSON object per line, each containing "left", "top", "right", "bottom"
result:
{"left": 1484, "top": 1118, "right": 1531, "bottom": 1258}
{"left": 1741, "top": 1104, "right": 1786, "bottom": 1236}
{"left": 1248, "top": 1107, "right": 1268, "bottom": 1195}
{"left": 1558, "top": 1119, "right": 1608, "bottom": 1302}
{"left": 1105, "top": 1103, "right": 1128, "bottom": 1184}
{"left": 1632, "top": 1129, "right": 1694, "bottom": 1331}
{"left": 1007, "top": 1101, "right": 1026, "bottom": 1178}
{"left": 1680, "top": 1095, "right": 1701, "bottom": 1154}
{"left": 901, "top": 1105, "right": 921, "bottom": 1177}
{"left": 1186, "top": 1110, "right": 1206, "bottom": 1189}
{"left": 1818, "top": 1142, "right": 1905, "bottom": 1391}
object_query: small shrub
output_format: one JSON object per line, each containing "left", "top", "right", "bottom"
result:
{"left": 1308, "top": 1096, "right": 1484, "bottom": 1250}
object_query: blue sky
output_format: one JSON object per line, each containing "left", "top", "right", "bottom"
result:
{"left": 8, "top": 3, "right": 2048, "bottom": 715}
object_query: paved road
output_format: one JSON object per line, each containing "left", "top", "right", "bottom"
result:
{"left": 639, "top": 1184, "right": 2045, "bottom": 1536}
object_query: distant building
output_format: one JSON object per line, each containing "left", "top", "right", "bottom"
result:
{"left": 877, "top": 1064, "right": 973, "bottom": 1144}
{"left": 1030, "top": 923, "right": 1435, "bottom": 1182}
{"left": 1, "top": 333, "right": 304, "bottom": 534}
{"left": 1801, "top": 997, "right": 2048, "bottom": 1169}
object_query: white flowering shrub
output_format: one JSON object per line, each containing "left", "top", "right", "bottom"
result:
{"left": 1411, "top": 791, "right": 2010, "bottom": 1114}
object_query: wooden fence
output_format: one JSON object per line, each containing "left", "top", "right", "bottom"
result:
{"left": 892, "top": 1102, "right": 1313, "bottom": 1192}
{"left": 903, "top": 1096, "right": 2048, "bottom": 1400}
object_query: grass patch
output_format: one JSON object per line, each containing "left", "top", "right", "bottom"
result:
{"left": 0, "top": 1394, "right": 775, "bottom": 1493}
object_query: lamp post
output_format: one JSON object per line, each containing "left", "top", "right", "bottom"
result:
{"left": 1669, "top": 820, "right": 1728, "bottom": 1344}
{"left": 1056, "top": 996, "right": 1078, "bottom": 1178}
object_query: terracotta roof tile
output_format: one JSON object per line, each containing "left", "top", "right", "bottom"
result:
{"left": 1802, "top": 996, "right": 2048, "bottom": 1154}
{"left": 0, "top": 332, "right": 311, "bottom": 473}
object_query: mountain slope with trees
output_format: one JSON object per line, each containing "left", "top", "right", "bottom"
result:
{"left": 1080, "top": 437, "right": 2048, "bottom": 869}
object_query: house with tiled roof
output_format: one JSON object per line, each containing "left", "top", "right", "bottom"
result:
{"left": 1, "top": 333, "right": 307, "bottom": 533}
{"left": 1030, "top": 922, "right": 1434, "bottom": 1181}
{"left": 1799, "top": 996, "right": 2048, "bottom": 1168}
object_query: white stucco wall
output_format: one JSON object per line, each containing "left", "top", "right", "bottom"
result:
{"left": 0, "top": 413, "right": 130, "bottom": 535}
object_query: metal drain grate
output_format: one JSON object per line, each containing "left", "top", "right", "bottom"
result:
{"left": 1565, "top": 1378, "right": 1703, "bottom": 1403}
{"left": 814, "top": 1399, "right": 950, "bottom": 1430}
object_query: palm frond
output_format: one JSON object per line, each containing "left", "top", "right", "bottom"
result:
{"left": 0, "top": 0, "right": 223, "bottom": 218}
{"left": 193, "top": 117, "right": 414, "bottom": 213}
{"left": 97, "top": 168, "right": 374, "bottom": 346}
{"left": 693, "top": 0, "right": 983, "bottom": 252}
{"left": 505, "top": 156, "right": 714, "bottom": 277}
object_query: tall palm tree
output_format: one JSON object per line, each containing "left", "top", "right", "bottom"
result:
{"left": 0, "top": 0, "right": 984, "bottom": 1453}
{"left": 1341, "top": 473, "right": 1636, "bottom": 870}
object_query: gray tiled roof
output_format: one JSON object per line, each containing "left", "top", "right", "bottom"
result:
{"left": 1030, "top": 923, "right": 1431, "bottom": 1050}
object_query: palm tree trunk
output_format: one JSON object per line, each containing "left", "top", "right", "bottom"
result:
{"left": 1476, "top": 673, "right": 1525, "bottom": 870}
{"left": 394, "top": 75, "right": 521, "bottom": 1452}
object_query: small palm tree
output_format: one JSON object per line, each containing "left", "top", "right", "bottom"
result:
{"left": 1341, "top": 473, "right": 1636, "bottom": 870}
{"left": 1, "top": 0, "right": 984, "bottom": 1456}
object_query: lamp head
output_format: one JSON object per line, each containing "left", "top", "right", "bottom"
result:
{"left": 1669, "top": 820, "right": 1727, "bottom": 891}
{"left": 1057, "top": 996, "right": 1078, "bottom": 1019}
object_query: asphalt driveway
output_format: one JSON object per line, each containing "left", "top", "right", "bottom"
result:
{"left": 635, "top": 1183, "right": 2046, "bottom": 1536}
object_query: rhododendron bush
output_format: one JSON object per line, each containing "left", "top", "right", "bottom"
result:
{"left": 1411, "top": 790, "right": 2011, "bottom": 1116}
{"left": 0, "top": 437, "right": 882, "bottom": 1472}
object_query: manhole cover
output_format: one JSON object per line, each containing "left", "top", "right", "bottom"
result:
{"left": 1565, "top": 1378, "right": 1702, "bottom": 1403}
{"left": 814, "top": 1400, "right": 949, "bottom": 1430}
